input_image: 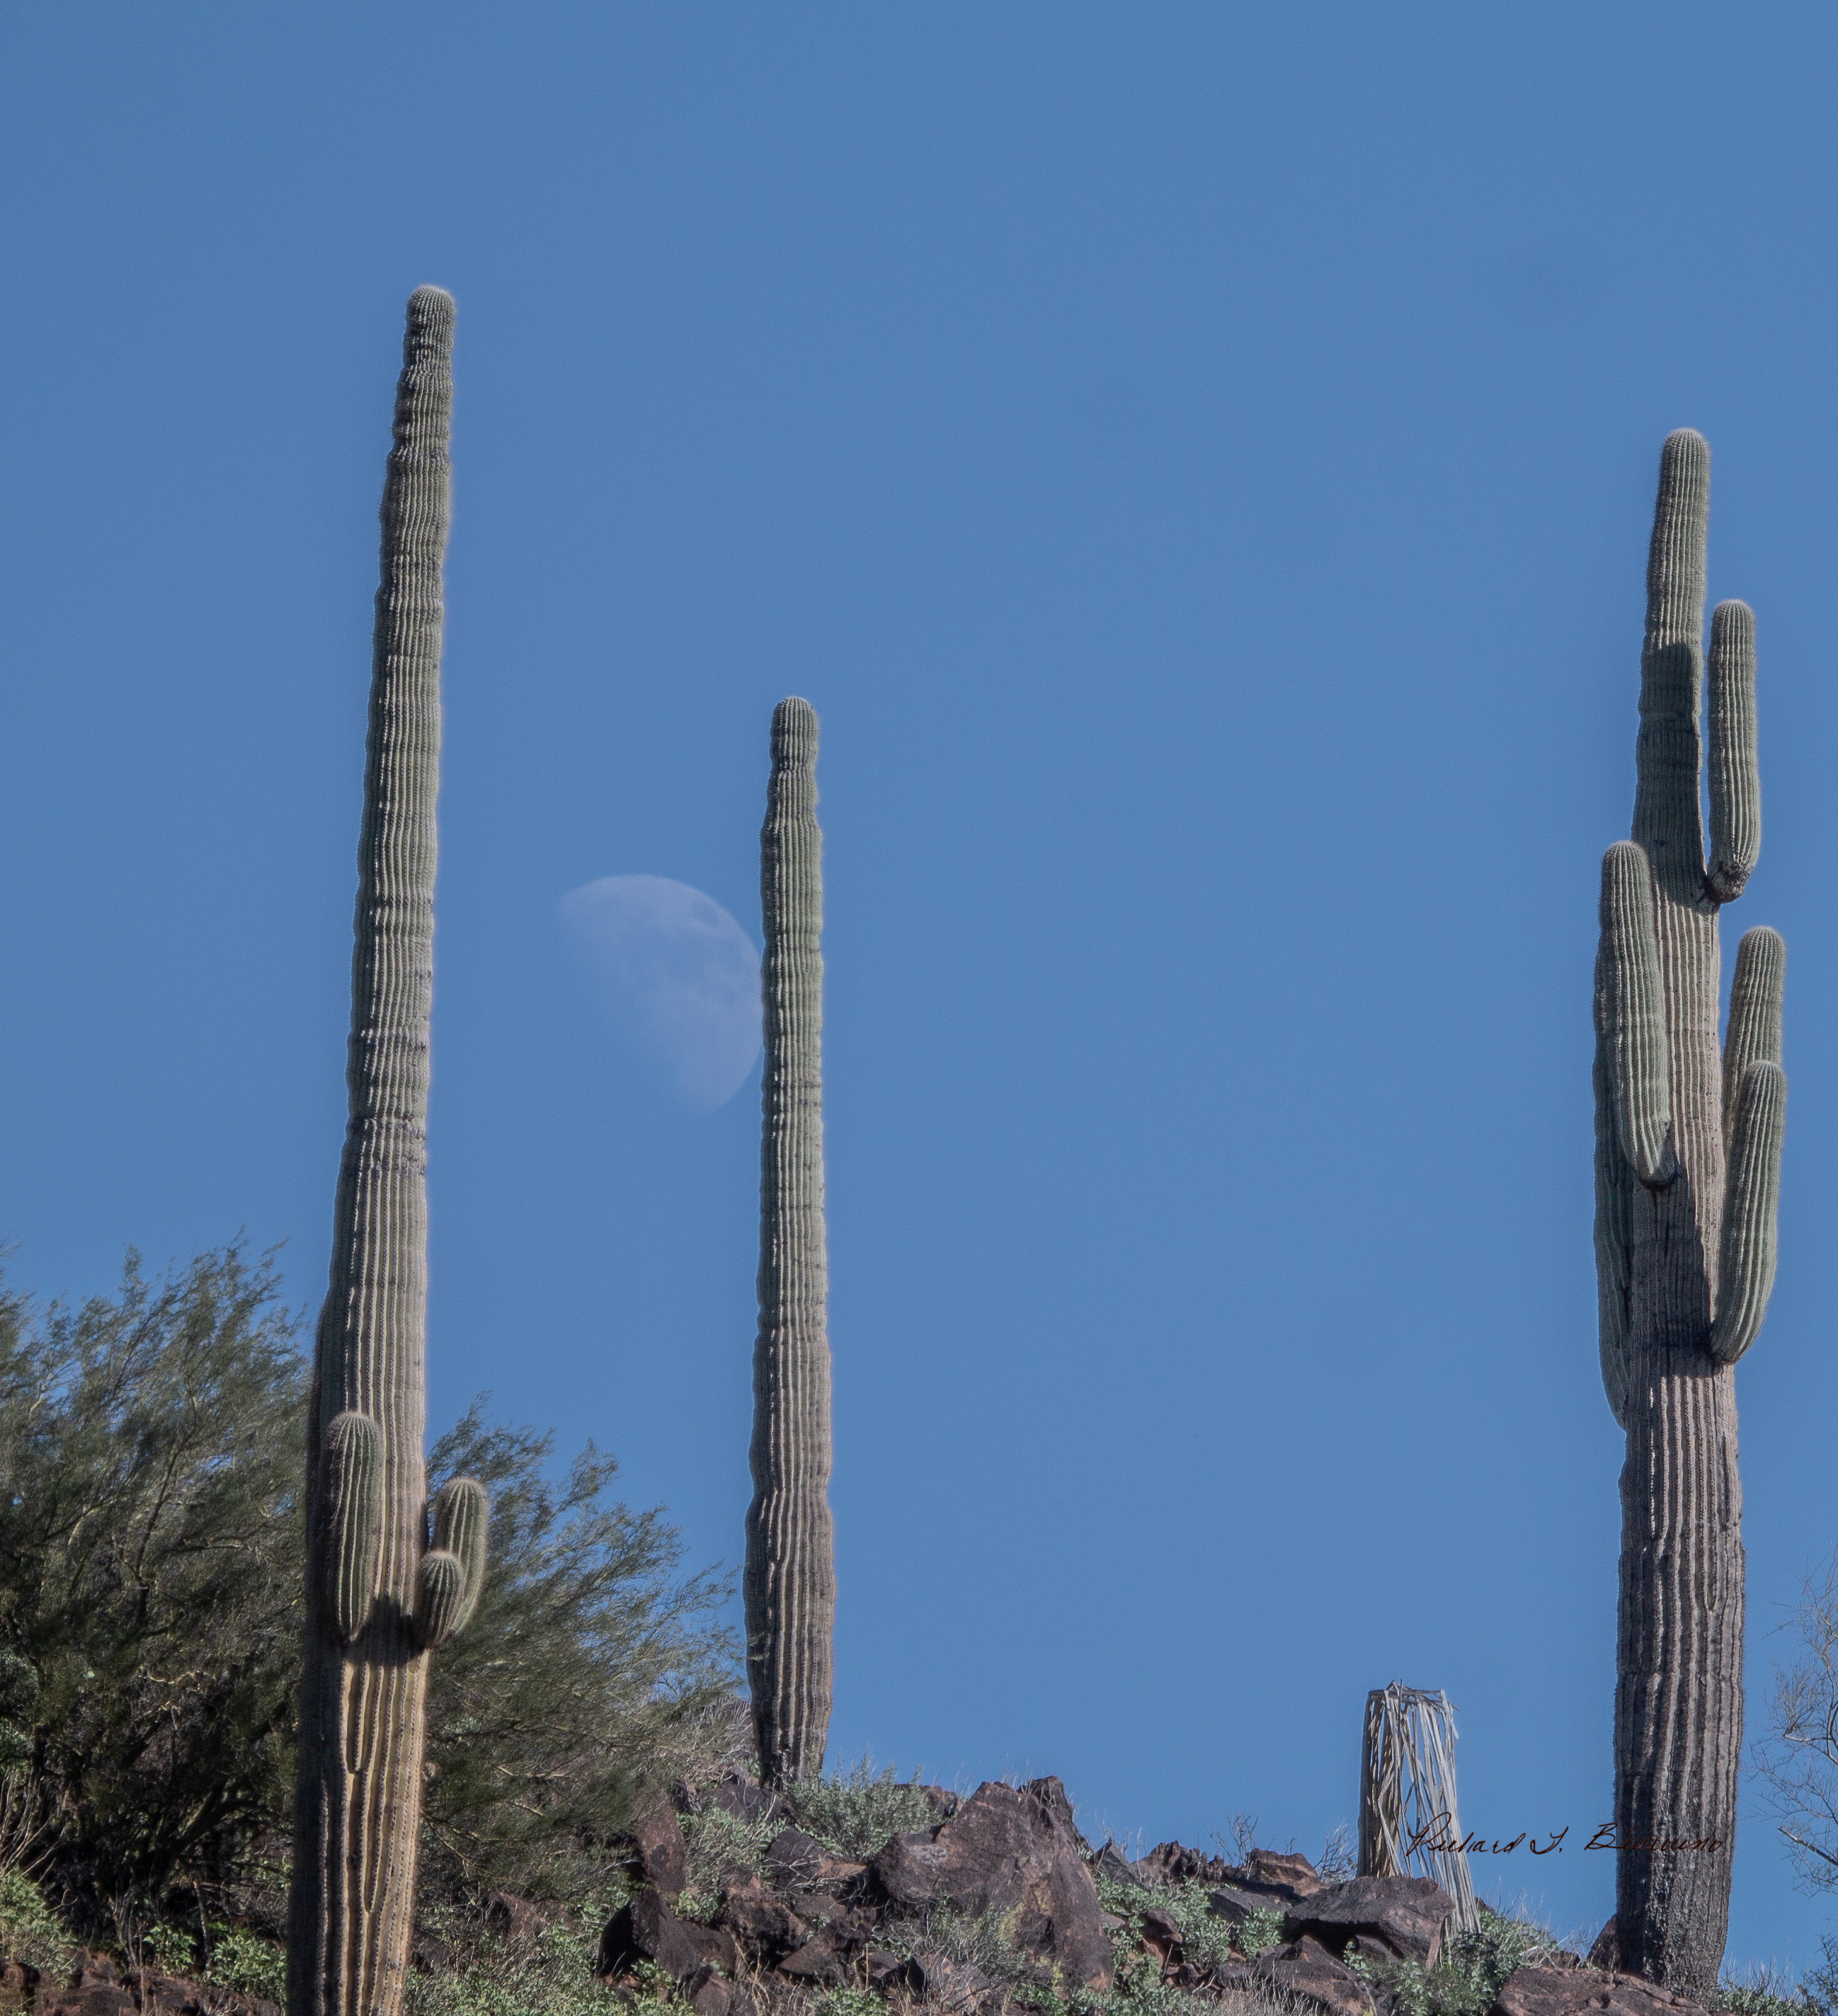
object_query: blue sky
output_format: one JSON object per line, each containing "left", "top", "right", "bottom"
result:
{"left": 3, "top": 0, "right": 1837, "bottom": 1974}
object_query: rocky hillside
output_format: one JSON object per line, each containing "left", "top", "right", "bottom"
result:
{"left": 0, "top": 1773, "right": 1743, "bottom": 2016}
{"left": 584, "top": 1773, "right": 1719, "bottom": 2016}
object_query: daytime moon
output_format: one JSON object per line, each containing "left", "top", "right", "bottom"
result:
{"left": 558, "top": 876, "right": 761, "bottom": 1111}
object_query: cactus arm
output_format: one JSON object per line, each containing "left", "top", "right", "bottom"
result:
{"left": 413, "top": 1551, "right": 465, "bottom": 1650}
{"left": 1705, "top": 600, "right": 1759, "bottom": 903}
{"left": 1593, "top": 1041, "right": 1633, "bottom": 1428}
{"left": 1631, "top": 429, "right": 1711, "bottom": 910}
{"left": 321, "top": 1411, "right": 384, "bottom": 1643}
{"left": 429, "top": 1476, "right": 489, "bottom": 1634}
{"left": 1722, "top": 925, "right": 1785, "bottom": 1145}
{"left": 1596, "top": 842, "right": 1676, "bottom": 1188}
{"left": 1708, "top": 1060, "right": 1786, "bottom": 1363}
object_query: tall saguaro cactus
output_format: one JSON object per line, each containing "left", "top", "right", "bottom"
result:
{"left": 1593, "top": 430, "right": 1787, "bottom": 1993}
{"left": 745, "top": 696, "right": 835, "bottom": 1787}
{"left": 288, "top": 289, "right": 489, "bottom": 2016}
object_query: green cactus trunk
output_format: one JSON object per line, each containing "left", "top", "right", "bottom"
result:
{"left": 1593, "top": 430, "right": 1786, "bottom": 1994}
{"left": 288, "top": 289, "right": 488, "bottom": 2016}
{"left": 744, "top": 697, "right": 835, "bottom": 1787}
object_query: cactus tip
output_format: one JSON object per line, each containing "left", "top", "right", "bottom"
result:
{"left": 771, "top": 697, "right": 818, "bottom": 764}
{"left": 404, "top": 287, "right": 457, "bottom": 354}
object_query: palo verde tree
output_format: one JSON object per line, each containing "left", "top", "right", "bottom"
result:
{"left": 288, "top": 287, "right": 489, "bottom": 2016}
{"left": 1592, "top": 428, "right": 1787, "bottom": 1993}
{"left": 743, "top": 697, "right": 835, "bottom": 1787}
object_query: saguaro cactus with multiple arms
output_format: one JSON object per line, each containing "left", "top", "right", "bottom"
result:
{"left": 288, "top": 288, "right": 489, "bottom": 2016}
{"left": 744, "top": 696, "right": 835, "bottom": 1787}
{"left": 1593, "top": 430, "right": 1786, "bottom": 1993}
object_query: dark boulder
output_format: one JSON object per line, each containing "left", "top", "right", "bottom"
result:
{"left": 1248, "top": 1934, "right": 1376, "bottom": 2016}
{"left": 1246, "top": 1848, "right": 1325, "bottom": 1899}
{"left": 1208, "top": 1884, "right": 1282, "bottom": 1928}
{"left": 35, "top": 1957, "right": 280, "bottom": 2016}
{"left": 1132, "top": 1840, "right": 1236, "bottom": 1887}
{"left": 625, "top": 1795, "right": 690, "bottom": 1898}
{"left": 707, "top": 1772, "right": 783, "bottom": 1826}
{"left": 765, "top": 1827, "right": 825, "bottom": 1886}
{"left": 687, "top": 1976, "right": 732, "bottom": 2016}
{"left": 685, "top": 1924, "right": 738, "bottom": 1977}
{"left": 778, "top": 1932, "right": 848, "bottom": 1985}
{"left": 1138, "top": 1908, "right": 1183, "bottom": 1963}
{"left": 596, "top": 1889, "right": 705, "bottom": 1984}
{"left": 32, "top": 1956, "right": 134, "bottom": 2016}
{"left": 1490, "top": 1964, "right": 1714, "bottom": 2016}
{"left": 715, "top": 1876, "right": 807, "bottom": 1955}
{"left": 411, "top": 1929, "right": 457, "bottom": 1974}
{"left": 864, "top": 1951, "right": 907, "bottom": 1988}
{"left": 1092, "top": 1840, "right": 1143, "bottom": 1889}
{"left": 900, "top": 1952, "right": 1000, "bottom": 2012}
{"left": 872, "top": 1777, "right": 1112, "bottom": 1990}
{"left": 484, "top": 1892, "right": 549, "bottom": 1948}
{"left": 1587, "top": 1920, "right": 1620, "bottom": 1971}
{"left": 1282, "top": 1875, "right": 1457, "bottom": 1968}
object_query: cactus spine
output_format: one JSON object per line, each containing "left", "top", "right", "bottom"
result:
{"left": 744, "top": 697, "right": 835, "bottom": 1787}
{"left": 1592, "top": 430, "right": 1786, "bottom": 1993}
{"left": 288, "top": 289, "right": 489, "bottom": 2016}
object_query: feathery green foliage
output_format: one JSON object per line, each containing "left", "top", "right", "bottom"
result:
{"left": 421, "top": 1403, "right": 741, "bottom": 1909}
{"left": 0, "top": 1245, "right": 304, "bottom": 1935}
{"left": 0, "top": 1242, "right": 738, "bottom": 1957}
{"left": 782, "top": 1759, "right": 945, "bottom": 1860}
{"left": 1344, "top": 1914, "right": 1566, "bottom": 2016}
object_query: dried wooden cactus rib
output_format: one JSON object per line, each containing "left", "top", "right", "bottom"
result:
{"left": 744, "top": 696, "right": 835, "bottom": 1787}
{"left": 287, "top": 288, "right": 489, "bottom": 2016}
{"left": 1592, "top": 429, "right": 1787, "bottom": 1994}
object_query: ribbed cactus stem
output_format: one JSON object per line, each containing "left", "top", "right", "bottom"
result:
{"left": 289, "top": 287, "right": 460, "bottom": 2016}
{"left": 1722, "top": 927, "right": 1785, "bottom": 1143}
{"left": 744, "top": 696, "right": 835, "bottom": 1788}
{"left": 1706, "top": 600, "right": 1760, "bottom": 903}
{"left": 321, "top": 1411, "right": 384, "bottom": 1644}
{"left": 1596, "top": 841, "right": 1676, "bottom": 1189}
{"left": 1708, "top": 1061, "right": 1786, "bottom": 1365}
{"left": 414, "top": 1551, "right": 466, "bottom": 1650}
{"left": 1592, "top": 429, "right": 1790, "bottom": 1994}
{"left": 430, "top": 1475, "right": 489, "bottom": 1633}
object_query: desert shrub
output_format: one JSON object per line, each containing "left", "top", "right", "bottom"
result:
{"left": 0, "top": 1867, "right": 70, "bottom": 1970}
{"left": 813, "top": 1993, "right": 885, "bottom": 2016}
{"left": 1345, "top": 1911, "right": 1565, "bottom": 2016}
{"left": 1093, "top": 1874, "right": 1279, "bottom": 1969}
{"left": 1717, "top": 1963, "right": 1828, "bottom": 2016}
{"left": 405, "top": 1914, "right": 638, "bottom": 2016}
{"left": 0, "top": 1244, "right": 742, "bottom": 1948}
{"left": 421, "top": 1403, "right": 741, "bottom": 1908}
{"left": 202, "top": 1924, "right": 288, "bottom": 2002}
{"left": 783, "top": 1759, "right": 948, "bottom": 1860}
{"left": 677, "top": 1804, "right": 777, "bottom": 1924}
{"left": 0, "top": 1247, "right": 307, "bottom": 1935}
{"left": 1314, "top": 1824, "right": 1357, "bottom": 1885}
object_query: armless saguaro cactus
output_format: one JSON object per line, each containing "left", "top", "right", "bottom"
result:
{"left": 288, "top": 289, "right": 489, "bottom": 2016}
{"left": 744, "top": 697, "right": 835, "bottom": 1787}
{"left": 1593, "top": 430, "right": 1787, "bottom": 1993}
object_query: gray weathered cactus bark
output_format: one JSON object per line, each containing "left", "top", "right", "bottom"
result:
{"left": 288, "top": 288, "right": 489, "bottom": 2016}
{"left": 1593, "top": 430, "right": 1787, "bottom": 1995}
{"left": 744, "top": 696, "right": 835, "bottom": 1787}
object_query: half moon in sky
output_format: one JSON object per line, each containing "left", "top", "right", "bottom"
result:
{"left": 558, "top": 875, "right": 761, "bottom": 1111}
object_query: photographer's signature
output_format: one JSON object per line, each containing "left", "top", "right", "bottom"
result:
{"left": 1405, "top": 1815, "right": 1723, "bottom": 1857}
